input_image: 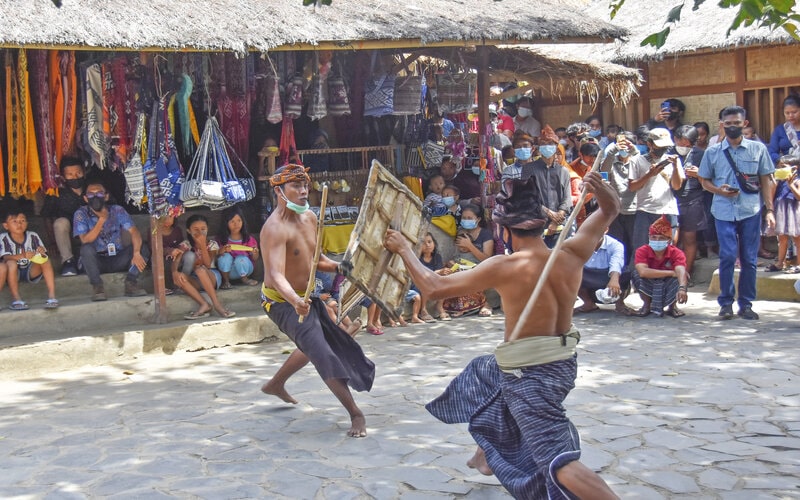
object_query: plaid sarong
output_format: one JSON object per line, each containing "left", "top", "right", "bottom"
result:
{"left": 631, "top": 270, "right": 680, "bottom": 313}
{"left": 426, "top": 352, "right": 582, "bottom": 499}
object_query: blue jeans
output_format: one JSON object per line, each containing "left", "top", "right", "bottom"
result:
{"left": 715, "top": 213, "right": 760, "bottom": 309}
{"left": 216, "top": 254, "right": 254, "bottom": 280}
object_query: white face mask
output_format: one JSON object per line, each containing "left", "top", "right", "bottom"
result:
{"left": 675, "top": 146, "right": 692, "bottom": 156}
{"left": 516, "top": 107, "right": 532, "bottom": 118}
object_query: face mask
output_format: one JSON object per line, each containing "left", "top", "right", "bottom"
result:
{"left": 617, "top": 149, "right": 629, "bottom": 158}
{"left": 649, "top": 239, "right": 669, "bottom": 252}
{"left": 516, "top": 107, "right": 532, "bottom": 118}
{"left": 635, "top": 145, "right": 649, "bottom": 155}
{"left": 539, "top": 144, "right": 557, "bottom": 158}
{"left": 669, "top": 111, "right": 680, "bottom": 121}
{"left": 442, "top": 196, "right": 456, "bottom": 207}
{"left": 88, "top": 196, "right": 106, "bottom": 212}
{"left": 724, "top": 126, "right": 743, "bottom": 140}
{"left": 588, "top": 129, "right": 602, "bottom": 138}
{"left": 558, "top": 139, "right": 568, "bottom": 147}
{"left": 471, "top": 166, "right": 481, "bottom": 176}
{"left": 460, "top": 219, "right": 478, "bottom": 230}
{"left": 675, "top": 145, "right": 692, "bottom": 156}
{"left": 650, "top": 147, "right": 667, "bottom": 158}
{"left": 65, "top": 178, "right": 85, "bottom": 190}
{"left": 279, "top": 188, "right": 309, "bottom": 214}
{"left": 515, "top": 147, "right": 532, "bottom": 161}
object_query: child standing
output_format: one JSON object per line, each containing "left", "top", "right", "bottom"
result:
{"left": 0, "top": 210, "right": 58, "bottom": 310}
{"left": 216, "top": 206, "right": 260, "bottom": 289}
{"left": 767, "top": 156, "right": 800, "bottom": 273}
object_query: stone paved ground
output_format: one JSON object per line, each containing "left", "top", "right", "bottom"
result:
{"left": 0, "top": 291, "right": 798, "bottom": 499}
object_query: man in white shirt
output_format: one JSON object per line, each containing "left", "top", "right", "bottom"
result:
{"left": 513, "top": 97, "right": 541, "bottom": 139}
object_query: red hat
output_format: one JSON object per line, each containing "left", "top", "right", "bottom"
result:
{"left": 648, "top": 215, "right": 672, "bottom": 239}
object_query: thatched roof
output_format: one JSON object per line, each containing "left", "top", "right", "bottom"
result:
{"left": 582, "top": 0, "right": 798, "bottom": 62}
{"left": 0, "top": 0, "right": 627, "bottom": 53}
{"left": 423, "top": 45, "right": 642, "bottom": 106}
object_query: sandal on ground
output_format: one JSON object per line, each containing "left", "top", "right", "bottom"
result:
{"left": 44, "top": 298, "right": 59, "bottom": 310}
{"left": 219, "top": 282, "right": 233, "bottom": 290}
{"left": 478, "top": 307, "right": 493, "bottom": 317}
{"left": 765, "top": 263, "right": 783, "bottom": 272}
{"left": 615, "top": 305, "right": 636, "bottom": 316}
{"left": 666, "top": 307, "right": 686, "bottom": 318}
{"left": 573, "top": 304, "right": 600, "bottom": 314}
{"left": 9, "top": 300, "right": 29, "bottom": 311}
{"left": 240, "top": 277, "right": 260, "bottom": 286}
{"left": 437, "top": 312, "right": 452, "bottom": 321}
{"left": 164, "top": 288, "right": 175, "bottom": 296}
{"left": 632, "top": 308, "right": 651, "bottom": 317}
{"left": 783, "top": 266, "right": 800, "bottom": 274}
{"left": 366, "top": 326, "right": 384, "bottom": 336}
{"left": 216, "top": 309, "right": 236, "bottom": 318}
{"left": 419, "top": 313, "right": 437, "bottom": 323}
{"left": 184, "top": 310, "right": 210, "bottom": 320}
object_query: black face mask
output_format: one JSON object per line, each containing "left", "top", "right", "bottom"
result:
{"left": 668, "top": 111, "right": 680, "bottom": 121}
{"left": 88, "top": 197, "right": 106, "bottom": 212}
{"left": 64, "top": 178, "right": 85, "bottom": 190}
{"left": 724, "top": 126, "right": 743, "bottom": 140}
{"left": 650, "top": 147, "right": 668, "bottom": 158}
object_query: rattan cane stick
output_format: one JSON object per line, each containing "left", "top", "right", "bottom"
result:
{"left": 299, "top": 185, "right": 328, "bottom": 323}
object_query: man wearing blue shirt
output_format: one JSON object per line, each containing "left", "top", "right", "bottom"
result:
{"left": 698, "top": 106, "right": 776, "bottom": 320}
{"left": 574, "top": 233, "right": 633, "bottom": 315}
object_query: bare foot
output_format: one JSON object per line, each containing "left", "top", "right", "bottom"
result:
{"left": 467, "top": 446, "right": 493, "bottom": 476}
{"left": 348, "top": 414, "right": 367, "bottom": 437}
{"left": 260, "top": 380, "right": 298, "bottom": 404}
{"left": 345, "top": 319, "right": 362, "bottom": 336}
{"left": 411, "top": 316, "right": 425, "bottom": 324}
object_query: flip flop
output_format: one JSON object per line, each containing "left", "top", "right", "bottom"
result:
{"left": 783, "top": 266, "right": 800, "bottom": 274}
{"left": 44, "top": 298, "right": 60, "bottom": 310}
{"left": 419, "top": 314, "right": 437, "bottom": 323}
{"left": 366, "top": 326, "right": 384, "bottom": 336}
{"left": 666, "top": 307, "right": 686, "bottom": 318}
{"left": 219, "top": 282, "right": 233, "bottom": 290}
{"left": 573, "top": 305, "right": 600, "bottom": 314}
{"left": 765, "top": 263, "right": 783, "bottom": 272}
{"left": 184, "top": 310, "right": 210, "bottom": 320}
{"left": 216, "top": 309, "right": 236, "bottom": 318}
{"left": 9, "top": 300, "right": 29, "bottom": 311}
{"left": 478, "top": 308, "right": 493, "bottom": 317}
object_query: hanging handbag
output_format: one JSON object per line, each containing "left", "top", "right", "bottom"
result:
{"left": 124, "top": 113, "right": 147, "bottom": 207}
{"left": 284, "top": 73, "right": 305, "bottom": 119}
{"left": 723, "top": 149, "right": 761, "bottom": 194}
{"left": 422, "top": 140, "right": 445, "bottom": 169}
{"left": 436, "top": 73, "right": 476, "bottom": 114}
{"left": 393, "top": 75, "right": 423, "bottom": 116}
{"left": 363, "top": 51, "right": 395, "bottom": 117}
{"left": 265, "top": 74, "right": 283, "bottom": 124}
{"left": 327, "top": 57, "right": 351, "bottom": 117}
{"left": 307, "top": 52, "right": 327, "bottom": 121}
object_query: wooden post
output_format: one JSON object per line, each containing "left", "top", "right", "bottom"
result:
{"left": 150, "top": 216, "right": 168, "bottom": 324}
{"left": 476, "top": 45, "right": 490, "bottom": 136}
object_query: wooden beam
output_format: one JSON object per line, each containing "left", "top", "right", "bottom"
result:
{"left": 390, "top": 52, "right": 422, "bottom": 75}
{"left": 734, "top": 48, "right": 746, "bottom": 105}
{"left": 646, "top": 83, "right": 739, "bottom": 100}
{"left": 491, "top": 83, "right": 536, "bottom": 101}
{"left": 477, "top": 46, "right": 490, "bottom": 135}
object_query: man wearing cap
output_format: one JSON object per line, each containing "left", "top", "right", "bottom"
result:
{"left": 631, "top": 215, "right": 689, "bottom": 317}
{"left": 628, "top": 128, "right": 685, "bottom": 257}
{"left": 259, "top": 164, "right": 375, "bottom": 437}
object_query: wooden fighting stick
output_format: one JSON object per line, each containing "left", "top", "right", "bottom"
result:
{"left": 298, "top": 185, "right": 328, "bottom": 323}
{"left": 507, "top": 154, "right": 604, "bottom": 342}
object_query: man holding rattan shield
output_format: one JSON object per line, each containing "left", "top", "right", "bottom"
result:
{"left": 259, "top": 164, "right": 374, "bottom": 438}
{"left": 384, "top": 172, "right": 619, "bottom": 499}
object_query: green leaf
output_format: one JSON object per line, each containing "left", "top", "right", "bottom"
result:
{"left": 303, "top": 0, "right": 315, "bottom": 5}
{"left": 767, "top": 0, "right": 795, "bottom": 13}
{"left": 640, "top": 26, "right": 671, "bottom": 47}
{"left": 692, "top": 0, "right": 708, "bottom": 10}
{"left": 667, "top": 3, "right": 685, "bottom": 22}
{"left": 609, "top": 0, "right": 626, "bottom": 19}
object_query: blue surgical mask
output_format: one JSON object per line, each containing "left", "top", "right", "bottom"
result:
{"left": 471, "top": 166, "right": 481, "bottom": 176}
{"left": 635, "top": 144, "right": 649, "bottom": 155}
{"left": 558, "top": 139, "right": 568, "bottom": 147}
{"left": 460, "top": 219, "right": 478, "bottom": 230}
{"left": 617, "top": 149, "right": 629, "bottom": 158}
{"left": 279, "top": 188, "right": 310, "bottom": 214}
{"left": 539, "top": 144, "right": 557, "bottom": 158}
{"left": 588, "top": 129, "right": 602, "bottom": 138}
{"left": 649, "top": 239, "right": 669, "bottom": 252}
{"left": 515, "top": 147, "right": 532, "bottom": 161}
{"left": 442, "top": 196, "right": 456, "bottom": 207}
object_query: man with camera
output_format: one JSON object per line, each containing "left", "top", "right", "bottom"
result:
{"left": 699, "top": 105, "right": 776, "bottom": 320}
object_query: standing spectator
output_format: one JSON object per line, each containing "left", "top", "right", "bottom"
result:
{"left": 567, "top": 142, "right": 600, "bottom": 227}
{"left": 565, "top": 122, "right": 589, "bottom": 163}
{"left": 765, "top": 156, "right": 800, "bottom": 273}
{"left": 602, "top": 131, "right": 639, "bottom": 266}
{"left": 698, "top": 105, "right": 776, "bottom": 320}
{"left": 628, "top": 128, "right": 684, "bottom": 253}
{"left": 528, "top": 126, "right": 571, "bottom": 247}
{"left": 512, "top": 97, "right": 541, "bottom": 139}
{"left": 672, "top": 125, "right": 706, "bottom": 284}
{"left": 768, "top": 95, "right": 800, "bottom": 163}
{"left": 599, "top": 124, "right": 621, "bottom": 150}
{"left": 1, "top": 209, "right": 59, "bottom": 310}
{"left": 693, "top": 121, "right": 711, "bottom": 150}
{"left": 216, "top": 206, "right": 260, "bottom": 289}
{"left": 632, "top": 215, "right": 689, "bottom": 318}
{"left": 73, "top": 179, "right": 149, "bottom": 301}
{"left": 647, "top": 98, "right": 685, "bottom": 137}
{"left": 585, "top": 115, "right": 603, "bottom": 142}
{"left": 41, "top": 156, "right": 86, "bottom": 276}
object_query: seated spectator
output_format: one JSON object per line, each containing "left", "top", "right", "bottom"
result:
{"left": 512, "top": 97, "right": 541, "bottom": 139}
{"left": 443, "top": 204, "right": 495, "bottom": 317}
{"left": 216, "top": 206, "right": 260, "bottom": 289}
{"left": 418, "top": 232, "right": 449, "bottom": 321}
{"left": 632, "top": 216, "right": 689, "bottom": 318}
{"left": 41, "top": 156, "right": 87, "bottom": 277}
{"left": 574, "top": 231, "right": 633, "bottom": 315}
{"left": 173, "top": 214, "right": 235, "bottom": 319}
{"left": 73, "top": 179, "right": 149, "bottom": 301}
{"left": 152, "top": 213, "right": 185, "bottom": 295}
{"left": 423, "top": 174, "right": 448, "bottom": 216}
{"left": 442, "top": 185, "right": 462, "bottom": 222}
{"left": 0, "top": 209, "right": 58, "bottom": 310}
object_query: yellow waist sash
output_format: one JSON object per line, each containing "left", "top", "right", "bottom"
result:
{"left": 261, "top": 284, "right": 306, "bottom": 303}
{"left": 495, "top": 325, "right": 580, "bottom": 372}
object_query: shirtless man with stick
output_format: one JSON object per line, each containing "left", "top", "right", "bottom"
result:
{"left": 259, "top": 164, "right": 374, "bottom": 437}
{"left": 384, "top": 171, "right": 619, "bottom": 498}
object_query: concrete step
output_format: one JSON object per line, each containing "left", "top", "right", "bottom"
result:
{"left": 708, "top": 267, "right": 800, "bottom": 302}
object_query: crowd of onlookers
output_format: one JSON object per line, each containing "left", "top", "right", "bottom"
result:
{"left": 2, "top": 93, "right": 799, "bottom": 325}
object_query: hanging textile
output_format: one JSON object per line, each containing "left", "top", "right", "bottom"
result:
{"left": 124, "top": 112, "right": 147, "bottom": 207}
{"left": 85, "top": 63, "right": 110, "bottom": 169}
{"left": 176, "top": 74, "right": 198, "bottom": 158}
{"left": 48, "top": 50, "right": 77, "bottom": 164}
{"left": 4, "top": 50, "right": 42, "bottom": 197}
{"left": 279, "top": 116, "right": 297, "bottom": 166}
{"left": 29, "top": 50, "right": 58, "bottom": 195}
{"left": 143, "top": 96, "right": 184, "bottom": 216}
{"left": 213, "top": 53, "right": 251, "bottom": 162}
{"left": 109, "top": 56, "right": 132, "bottom": 168}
